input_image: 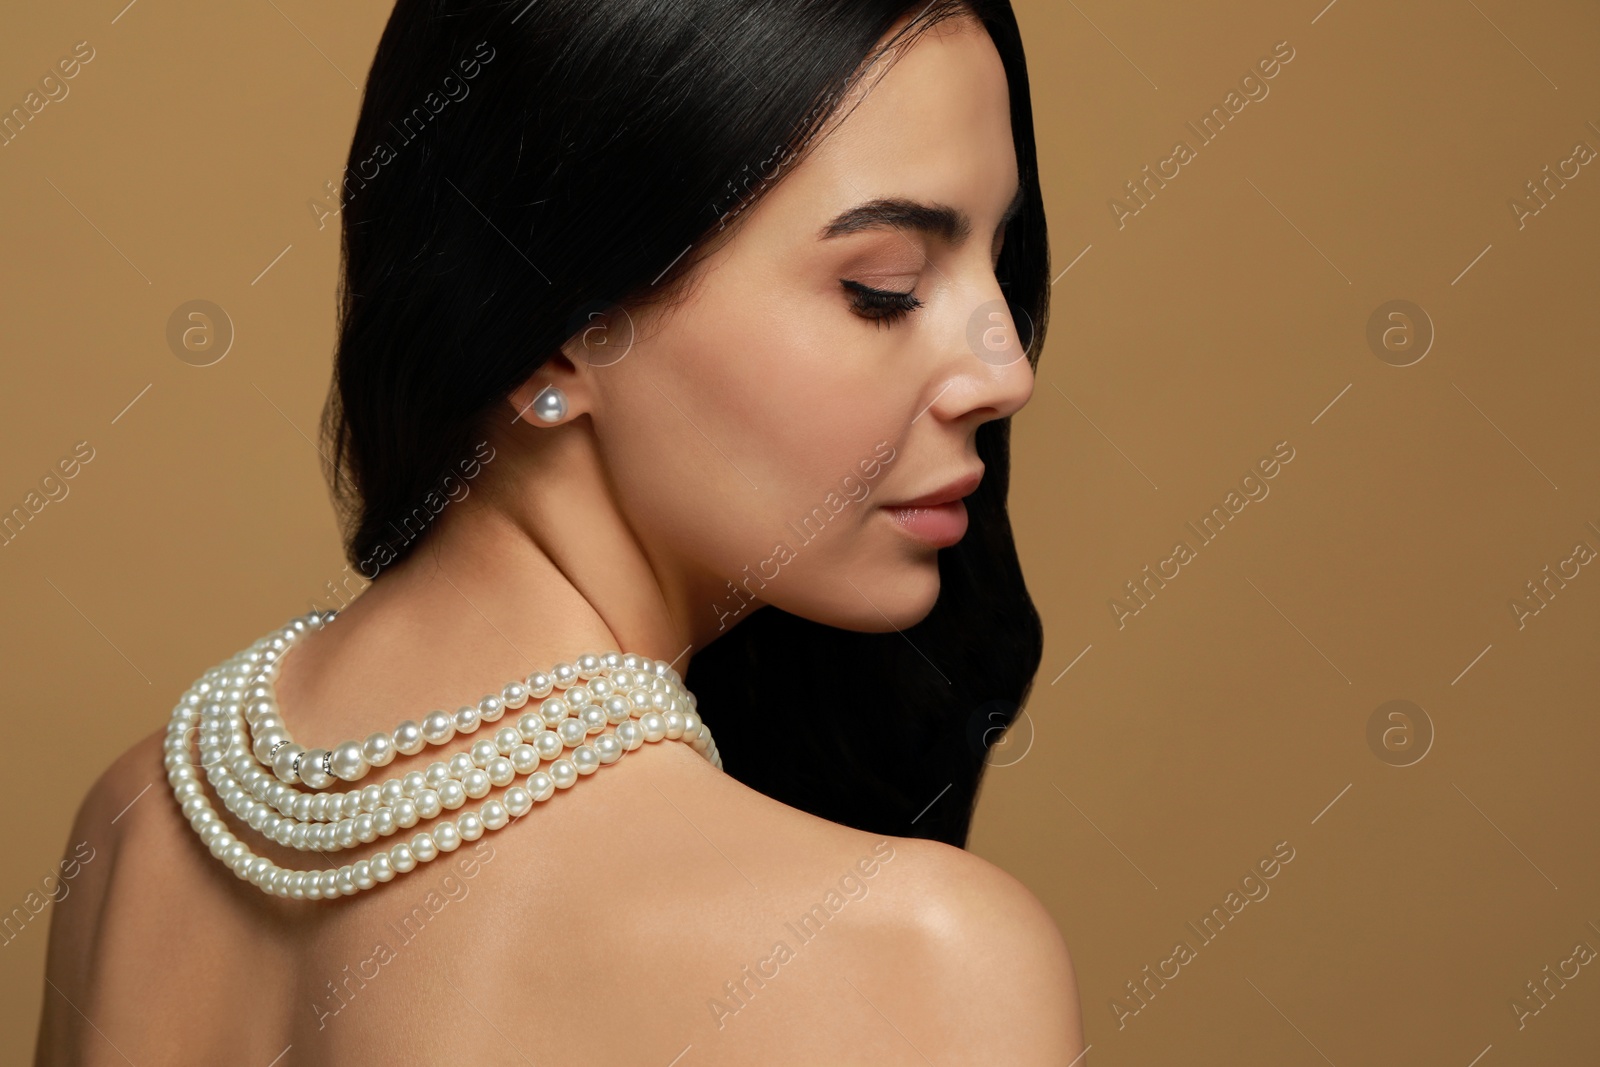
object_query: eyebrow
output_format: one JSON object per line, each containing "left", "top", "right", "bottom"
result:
{"left": 818, "top": 184, "right": 1024, "bottom": 244}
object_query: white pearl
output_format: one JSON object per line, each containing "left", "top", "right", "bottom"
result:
{"left": 462, "top": 769, "right": 491, "bottom": 799}
{"left": 480, "top": 799, "right": 509, "bottom": 829}
{"left": 438, "top": 780, "right": 466, "bottom": 809}
{"left": 549, "top": 759, "right": 577, "bottom": 789}
{"left": 539, "top": 697, "right": 568, "bottom": 726}
{"left": 572, "top": 746, "right": 599, "bottom": 775}
{"left": 453, "top": 705, "right": 480, "bottom": 734}
{"left": 527, "top": 772, "right": 555, "bottom": 802}
{"left": 415, "top": 790, "right": 442, "bottom": 819}
{"left": 478, "top": 695, "right": 504, "bottom": 723}
{"left": 563, "top": 685, "right": 592, "bottom": 709}
{"left": 252, "top": 728, "right": 288, "bottom": 763}
{"left": 486, "top": 757, "right": 515, "bottom": 787}
{"left": 516, "top": 712, "right": 543, "bottom": 741}
{"left": 425, "top": 761, "right": 451, "bottom": 788}
{"left": 433, "top": 821, "right": 461, "bottom": 852}
{"left": 641, "top": 713, "right": 667, "bottom": 743}
{"left": 457, "top": 811, "right": 484, "bottom": 840}
{"left": 330, "top": 741, "right": 368, "bottom": 782}
{"left": 421, "top": 710, "right": 455, "bottom": 745}
{"left": 510, "top": 745, "right": 539, "bottom": 774}
{"left": 494, "top": 727, "right": 520, "bottom": 755}
{"left": 558, "top": 719, "right": 586, "bottom": 747}
{"left": 299, "top": 749, "right": 334, "bottom": 789}
{"left": 615, "top": 720, "right": 643, "bottom": 750}
{"left": 411, "top": 832, "right": 438, "bottom": 863}
{"left": 503, "top": 787, "right": 532, "bottom": 817}
{"left": 393, "top": 799, "right": 419, "bottom": 828}
{"left": 470, "top": 740, "right": 499, "bottom": 768}
{"left": 594, "top": 734, "right": 622, "bottom": 764}
{"left": 390, "top": 843, "right": 417, "bottom": 872}
{"left": 272, "top": 743, "right": 306, "bottom": 783}
{"left": 664, "top": 712, "right": 685, "bottom": 740}
{"left": 361, "top": 732, "right": 395, "bottom": 767}
{"left": 534, "top": 731, "right": 563, "bottom": 760}
{"left": 502, "top": 681, "right": 529, "bottom": 709}
{"left": 393, "top": 720, "right": 426, "bottom": 756}
{"left": 525, "top": 671, "right": 553, "bottom": 699}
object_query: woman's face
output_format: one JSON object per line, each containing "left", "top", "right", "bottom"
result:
{"left": 541, "top": 15, "right": 1032, "bottom": 642}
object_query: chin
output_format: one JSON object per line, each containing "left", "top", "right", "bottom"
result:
{"left": 833, "top": 564, "right": 943, "bottom": 633}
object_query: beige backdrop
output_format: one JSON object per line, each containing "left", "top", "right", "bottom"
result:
{"left": 3, "top": 1, "right": 1597, "bottom": 1063}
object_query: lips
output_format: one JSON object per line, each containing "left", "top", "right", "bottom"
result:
{"left": 880, "top": 467, "right": 982, "bottom": 548}
{"left": 887, "top": 468, "right": 984, "bottom": 509}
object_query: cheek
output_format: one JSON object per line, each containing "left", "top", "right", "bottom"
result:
{"left": 597, "top": 287, "right": 906, "bottom": 583}
{"left": 714, "top": 283, "right": 901, "bottom": 485}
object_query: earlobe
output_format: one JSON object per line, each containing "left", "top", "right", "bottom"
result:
{"left": 510, "top": 381, "right": 571, "bottom": 425}
{"left": 509, "top": 346, "right": 585, "bottom": 426}
{"left": 528, "top": 384, "right": 568, "bottom": 424}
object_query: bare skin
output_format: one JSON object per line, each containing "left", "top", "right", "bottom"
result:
{"left": 37, "top": 13, "right": 1084, "bottom": 1066}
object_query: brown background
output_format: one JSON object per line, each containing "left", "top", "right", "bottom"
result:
{"left": 3, "top": 1, "right": 1597, "bottom": 1063}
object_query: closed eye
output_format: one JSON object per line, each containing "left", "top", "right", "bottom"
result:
{"left": 842, "top": 279, "right": 923, "bottom": 327}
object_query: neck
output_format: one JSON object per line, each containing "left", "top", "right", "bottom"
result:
{"left": 281, "top": 422, "right": 745, "bottom": 744}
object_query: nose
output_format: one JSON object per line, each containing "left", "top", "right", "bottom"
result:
{"left": 926, "top": 291, "right": 1036, "bottom": 425}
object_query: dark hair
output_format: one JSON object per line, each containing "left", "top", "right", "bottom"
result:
{"left": 322, "top": 0, "right": 1049, "bottom": 847}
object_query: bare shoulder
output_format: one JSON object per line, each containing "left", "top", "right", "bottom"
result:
{"left": 34, "top": 728, "right": 169, "bottom": 1060}
{"left": 56, "top": 725, "right": 194, "bottom": 903}
{"left": 850, "top": 834, "right": 1086, "bottom": 1063}
{"left": 75, "top": 726, "right": 170, "bottom": 841}
{"left": 51, "top": 725, "right": 173, "bottom": 908}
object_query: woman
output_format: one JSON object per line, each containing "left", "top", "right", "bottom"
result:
{"left": 36, "top": 0, "right": 1083, "bottom": 1062}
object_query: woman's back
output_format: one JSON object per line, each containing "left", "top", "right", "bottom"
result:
{"left": 38, "top": 720, "right": 1082, "bottom": 1065}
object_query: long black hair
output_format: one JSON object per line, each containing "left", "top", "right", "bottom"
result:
{"left": 322, "top": 0, "right": 1050, "bottom": 847}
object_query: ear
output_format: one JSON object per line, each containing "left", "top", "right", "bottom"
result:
{"left": 507, "top": 305, "right": 633, "bottom": 424}
{"left": 508, "top": 348, "right": 587, "bottom": 426}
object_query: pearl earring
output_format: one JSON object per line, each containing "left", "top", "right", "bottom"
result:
{"left": 530, "top": 385, "right": 568, "bottom": 424}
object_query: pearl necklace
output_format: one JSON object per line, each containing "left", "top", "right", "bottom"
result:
{"left": 163, "top": 608, "right": 721, "bottom": 900}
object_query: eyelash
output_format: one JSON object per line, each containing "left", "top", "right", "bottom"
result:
{"left": 841, "top": 279, "right": 923, "bottom": 327}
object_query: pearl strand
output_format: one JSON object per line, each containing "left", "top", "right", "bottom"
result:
{"left": 163, "top": 610, "right": 720, "bottom": 898}
{"left": 196, "top": 651, "right": 704, "bottom": 852}
{"left": 249, "top": 610, "right": 689, "bottom": 791}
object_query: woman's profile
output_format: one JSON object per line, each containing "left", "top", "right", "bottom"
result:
{"left": 35, "top": 0, "right": 1083, "bottom": 1062}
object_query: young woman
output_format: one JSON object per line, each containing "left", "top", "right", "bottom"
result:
{"left": 37, "top": 1, "right": 1083, "bottom": 1062}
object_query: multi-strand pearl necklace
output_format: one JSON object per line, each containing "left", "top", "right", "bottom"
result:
{"left": 163, "top": 608, "right": 721, "bottom": 900}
